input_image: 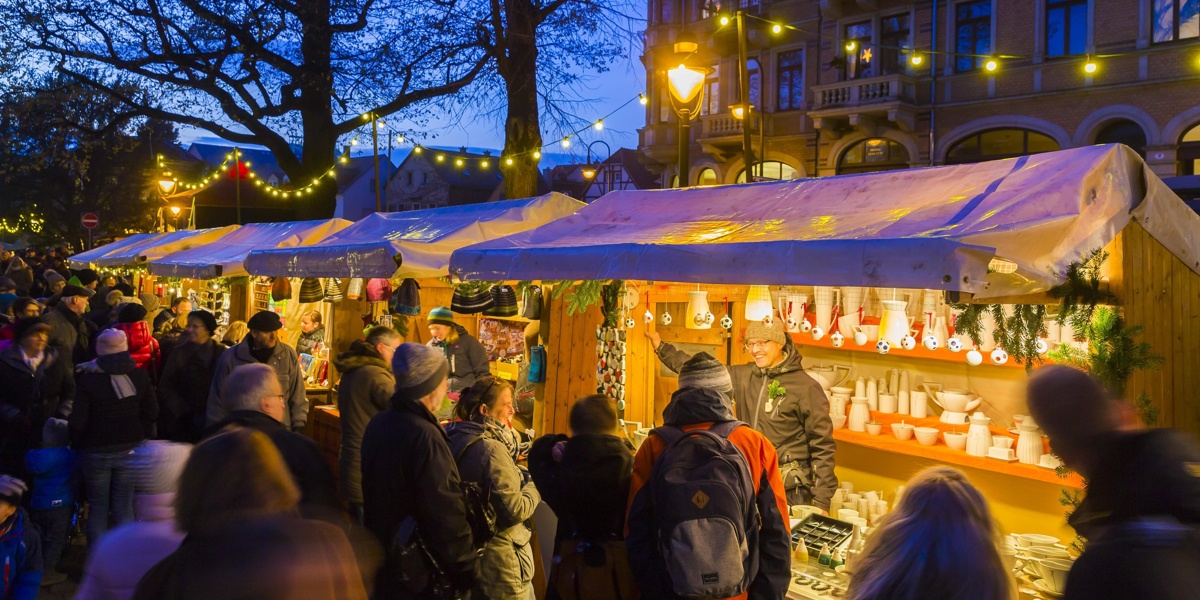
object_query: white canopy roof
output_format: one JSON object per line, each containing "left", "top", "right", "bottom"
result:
{"left": 68, "top": 233, "right": 161, "bottom": 269}
{"left": 148, "top": 219, "right": 352, "bottom": 279}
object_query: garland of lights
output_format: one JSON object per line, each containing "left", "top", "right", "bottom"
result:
{"left": 0, "top": 212, "right": 46, "bottom": 234}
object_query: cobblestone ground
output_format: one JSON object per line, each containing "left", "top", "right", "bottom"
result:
{"left": 39, "top": 524, "right": 87, "bottom": 600}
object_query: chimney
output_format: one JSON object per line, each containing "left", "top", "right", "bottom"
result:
{"left": 483, "top": 150, "right": 492, "bottom": 157}
{"left": 343, "top": 145, "right": 352, "bottom": 157}
{"left": 459, "top": 146, "right": 467, "bottom": 154}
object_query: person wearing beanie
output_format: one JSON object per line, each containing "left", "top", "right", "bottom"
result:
{"left": 45, "top": 284, "right": 94, "bottom": 365}
{"left": 76, "top": 439, "right": 192, "bottom": 600}
{"left": 114, "top": 302, "right": 161, "bottom": 381}
{"left": 646, "top": 316, "right": 837, "bottom": 511}
{"left": 25, "top": 418, "right": 77, "bottom": 585}
{"left": 74, "top": 269, "right": 100, "bottom": 290}
{"left": 0, "top": 316, "right": 74, "bottom": 483}
{"left": 625, "top": 351, "right": 792, "bottom": 600}
{"left": 0, "top": 474, "right": 43, "bottom": 595}
{"left": 361, "top": 343, "right": 479, "bottom": 598}
{"left": 139, "top": 293, "right": 161, "bottom": 321}
{"left": 0, "top": 292, "right": 18, "bottom": 327}
{"left": 206, "top": 310, "right": 307, "bottom": 432}
{"left": 426, "top": 306, "right": 490, "bottom": 401}
{"left": 43, "top": 270, "right": 67, "bottom": 297}
{"left": 71, "top": 328, "right": 158, "bottom": 545}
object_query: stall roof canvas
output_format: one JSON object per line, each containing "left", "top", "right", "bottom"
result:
{"left": 451, "top": 145, "right": 1200, "bottom": 299}
{"left": 92, "top": 226, "right": 240, "bottom": 268}
{"left": 149, "top": 219, "right": 353, "bottom": 279}
{"left": 244, "top": 192, "right": 585, "bottom": 279}
{"left": 68, "top": 233, "right": 161, "bottom": 269}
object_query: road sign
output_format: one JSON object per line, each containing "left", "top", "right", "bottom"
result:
{"left": 81, "top": 213, "right": 99, "bottom": 230}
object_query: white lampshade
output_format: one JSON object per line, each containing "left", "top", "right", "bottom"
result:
{"left": 745, "top": 285, "right": 773, "bottom": 322}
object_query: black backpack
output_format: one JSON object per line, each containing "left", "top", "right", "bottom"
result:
{"left": 455, "top": 436, "right": 498, "bottom": 550}
{"left": 649, "top": 421, "right": 759, "bottom": 598}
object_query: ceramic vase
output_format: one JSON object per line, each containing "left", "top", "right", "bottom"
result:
{"left": 1016, "top": 420, "right": 1043, "bottom": 465}
{"left": 848, "top": 398, "right": 870, "bottom": 432}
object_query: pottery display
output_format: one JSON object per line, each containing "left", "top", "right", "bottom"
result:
{"left": 878, "top": 299, "right": 913, "bottom": 345}
{"left": 1017, "top": 419, "right": 1044, "bottom": 465}
{"left": 865, "top": 422, "right": 883, "bottom": 436}
{"left": 891, "top": 422, "right": 915, "bottom": 441}
{"left": 965, "top": 411, "right": 993, "bottom": 457}
{"left": 933, "top": 388, "right": 983, "bottom": 413}
{"left": 806, "top": 364, "right": 852, "bottom": 392}
{"left": 686, "top": 290, "right": 713, "bottom": 330}
{"left": 909, "top": 391, "right": 928, "bottom": 419}
{"left": 813, "top": 286, "right": 840, "bottom": 332}
{"left": 914, "top": 427, "right": 940, "bottom": 446}
{"left": 848, "top": 397, "right": 870, "bottom": 432}
{"left": 878, "top": 394, "right": 896, "bottom": 414}
{"left": 943, "top": 431, "right": 968, "bottom": 451}
{"left": 830, "top": 331, "right": 845, "bottom": 347}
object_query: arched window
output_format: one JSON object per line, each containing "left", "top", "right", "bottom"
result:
{"left": 736, "top": 161, "right": 800, "bottom": 183}
{"left": 1094, "top": 120, "right": 1147, "bottom": 157}
{"left": 837, "top": 138, "right": 910, "bottom": 175}
{"left": 946, "top": 129, "right": 1059, "bottom": 164}
{"left": 1178, "top": 123, "right": 1200, "bottom": 175}
{"left": 697, "top": 168, "right": 718, "bottom": 186}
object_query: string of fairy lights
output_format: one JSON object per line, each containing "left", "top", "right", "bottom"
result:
{"left": 0, "top": 212, "right": 45, "bottom": 235}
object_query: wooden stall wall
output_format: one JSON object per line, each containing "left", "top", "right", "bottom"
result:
{"left": 1111, "top": 221, "right": 1200, "bottom": 442}
{"left": 538, "top": 288, "right": 602, "bottom": 436}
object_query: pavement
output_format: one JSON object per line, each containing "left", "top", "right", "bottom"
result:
{"left": 39, "top": 522, "right": 87, "bottom": 600}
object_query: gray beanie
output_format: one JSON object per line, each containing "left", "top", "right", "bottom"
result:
{"left": 745, "top": 319, "right": 788, "bottom": 346}
{"left": 42, "top": 418, "right": 69, "bottom": 448}
{"left": 392, "top": 343, "right": 450, "bottom": 401}
{"left": 677, "top": 352, "right": 734, "bottom": 395}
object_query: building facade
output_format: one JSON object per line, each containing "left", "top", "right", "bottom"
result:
{"left": 640, "top": 0, "right": 1200, "bottom": 184}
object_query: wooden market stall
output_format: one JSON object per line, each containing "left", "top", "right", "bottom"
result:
{"left": 448, "top": 144, "right": 1200, "bottom": 542}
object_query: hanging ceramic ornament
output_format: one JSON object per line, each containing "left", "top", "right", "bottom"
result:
{"left": 811, "top": 326, "right": 825, "bottom": 341}
{"left": 966, "top": 348, "right": 984, "bottom": 366}
{"left": 854, "top": 329, "right": 868, "bottom": 346}
{"left": 624, "top": 316, "right": 636, "bottom": 329}
{"left": 900, "top": 334, "right": 917, "bottom": 351}
{"left": 990, "top": 348, "right": 1009, "bottom": 365}
{"left": 876, "top": 340, "right": 891, "bottom": 354}
{"left": 947, "top": 338, "right": 963, "bottom": 352}
{"left": 660, "top": 311, "right": 673, "bottom": 326}
{"left": 830, "top": 332, "right": 845, "bottom": 347}
{"left": 1035, "top": 339, "right": 1049, "bottom": 354}
{"left": 922, "top": 334, "right": 939, "bottom": 351}
{"left": 642, "top": 292, "right": 653, "bottom": 324}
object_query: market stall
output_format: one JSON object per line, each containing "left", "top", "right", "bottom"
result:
{"left": 449, "top": 145, "right": 1200, "bottom": 561}
{"left": 67, "top": 233, "right": 162, "bottom": 270}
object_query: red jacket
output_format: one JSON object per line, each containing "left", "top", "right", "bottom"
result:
{"left": 114, "top": 321, "right": 161, "bottom": 380}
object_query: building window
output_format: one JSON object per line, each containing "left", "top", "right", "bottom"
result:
{"left": 880, "top": 13, "right": 912, "bottom": 75}
{"left": 955, "top": 1, "right": 992, "bottom": 72}
{"left": 776, "top": 50, "right": 804, "bottom": 111}
{"left": 406, "top": 171, "right": 413, "bottom": 186}
{"left": 1046, "top": 0, "right": 1088, "bottom": 57}
{"left": 697, "top": 168, "right": 718, "bottom": 186}
{"left": 1094, "top": 120, "right": 1147, "bottom": 157}
{"left": 845, "top": 21, "right": 875, "bottom": 79}
{"left": 838, "top": 138, "right": 911, "bottom": 174}
{"left": 1178, "top": 123, "right": 1200, "bottom": 175}
{"left": 946, "top": 129, "right": 1060, "bottom": 164}
{"left": 700, "top": 1, "right": 722, "bottom": 19}
{"left": 1154, "top": 0, "right": 1200, "bottom": 42}
{"left": 701, "top": 65, "right": 720, "bottom": 116}
{"left": 736, "top": 161, "right": 800, "bottom": 182}
{"left": 660, "top": 0, "right": 674, "bottom": 24}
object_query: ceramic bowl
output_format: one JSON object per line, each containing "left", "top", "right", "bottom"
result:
{"left": 1015, "top": 534, "right": 1060, "bottom": 548}
{"left": 830, "top": 386, "right": 855, "bottom": 397}
{"left": 891, "top": 423, "right": 915, "bottom": 441}
{"left": 830, "top": 414, "right": 847, "bottom": 429}
{"left": 914, "top": 427, "right": 940, "bottom": 446}
{"left": 1037, "top": 558, "right": 1074, "bottom": 593}
{"left": 859, "top": 324, "right": 880, "bottom": 341}
{"left": 865, "top": 422, "right": 883, "bottom": 435}
{"left": 943, "top": 432, "right": 968, "bottom": 450}
{"left": 1027, "top": 545, "right": 1072, "bottom": 560}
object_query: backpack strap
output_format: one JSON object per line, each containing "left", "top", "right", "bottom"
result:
{"left": 653, "top": 421, "right": 745, "bottom": 446}
{"left": 708, "top": 420, "right": 745, "bottom": 439}
{"left": 454, "top": 434, "right": 485, "bottom": 464}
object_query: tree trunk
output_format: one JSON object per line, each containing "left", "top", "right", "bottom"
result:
{"left": 501, "top": 0, "right": 542, "bottom": 201}
{"left": 293, "top": 0, "right": 339, "bottom": 219}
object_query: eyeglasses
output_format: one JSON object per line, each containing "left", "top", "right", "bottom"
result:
{"left": 744, "top": 340, "right": 776, "bottom": 351}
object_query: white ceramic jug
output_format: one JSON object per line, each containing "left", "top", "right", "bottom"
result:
{"left": 878, "top": 300, "right": 913, "bottom": 345}
{"left": 966, "top": 411, "right": 992, "bottom": 457}
{"left": 841, "top": 287, "right": 866, "bottom": 328}
{"left": 1016, "top": 419, "right": 1043, "bottom": 465}
{"left": 813, "top": 286, "right": 841, "bottom": 332}
{"left": 686, "top": 290, "right": 713, "bottom": 330}
{"left": 848, "top": 397, "right": 870, "bottom": 432}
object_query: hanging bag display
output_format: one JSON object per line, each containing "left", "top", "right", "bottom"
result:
{"left": 520, "top": 285, "right": 543, "bottom": 320}
{"left": 483, "top": 285, "right": 518, "bottom": 317}
{"left": 528, "top": 345, "right": 547, "bottom": 383}
{"left": 323, "top": 278, "right": 344, "bottom": 303}
{"left": 298, "top": 278, "right": 324, "bottom": 303}
{"left": 270, "top": 277, "right": 292, "bottom": 302}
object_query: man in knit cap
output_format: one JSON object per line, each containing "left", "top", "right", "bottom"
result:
{"left": 647, "top": 318, "right": 837, "bottom": 511}
{"left": 361, "top": 343, "right": 479, "bottom": 600}
{"left": 625, "top": 353, "right": 791, "bottom": 600}
{"left": 206, "top": 310, "right": 307, "bottom": 432}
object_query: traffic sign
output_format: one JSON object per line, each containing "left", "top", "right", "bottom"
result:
{"left": 81, "top": 213, "right": 99, "bottom": 230}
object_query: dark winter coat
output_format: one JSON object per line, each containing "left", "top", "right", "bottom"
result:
{"left": 655, "top": 336, "right": 838, "bottom": 509}
{"left": 296, "top": 325, "right": 325, "bottom": 356}
{"left": 0, "top": 345, "right": 74, "bottom": 478}
{"left": 70, "top": 353, "right": 157, "bottom": 452}
{"left": 445, "top": 418, "right": 541, "bottom": 599}
{"left": 157, "top": 339, "right": 224, "bottom": 443}
{"left": 529, "top": 432, "right": 633, "bottom": 544}
{"left": 1062, "top": 430, "right": 1200, "bottom": 600}
{"left": 361, "top": 397, "right": 479, "bottom": 599}
{"left": 209, "top": 410, "right": 340, "bottom": 522}
{"left": 151, "top": 308, "right": 178, "bottom": 335}
{"left": 207, "top": 337, "right": 307, "bottom": 432}
{"left": 427, "top": 324, "right": 489, "bottom": 394}
{"left": 44, "top": 302, "right": 90, "bottom": 365}
{"left": 132, "top": 514, "right": 367, "bottom": 600}
{"left": 25, "top": 446, "right": 77, "bottom": 511}
{"left": 113, "top": 321, "right": 161, "bottom": 381}
{"left": 0, "top": 509, "right": 42, "bottom": 600}
{"left": 333, "top": 340, "right": 394, "bottom": 506}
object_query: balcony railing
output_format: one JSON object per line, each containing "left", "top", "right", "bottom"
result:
{"left": 812, "top": 74, "right": 917, "bottom": 110}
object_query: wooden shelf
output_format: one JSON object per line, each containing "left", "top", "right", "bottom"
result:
{"left": 833, "top": 412, "right": 1084, "bottom": 489}
{"left": 790, "top": 332, "right": 1041, "bottom": 370}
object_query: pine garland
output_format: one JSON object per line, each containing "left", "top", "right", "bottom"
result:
{"left": 1048, "top": 248, "right": 1116, "bottom": 334}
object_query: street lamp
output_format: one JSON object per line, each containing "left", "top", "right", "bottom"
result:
{"left": 169, "top": 205, "right": 182, "bottom": 231}
{"left": 581, "top": 140, "right": 612, "bottom": 200}
{"left": 158, "top": 177, "right": 177, "bottom": 194}
{"left": 666, "top": 32, "right": 711, "bottom": 189}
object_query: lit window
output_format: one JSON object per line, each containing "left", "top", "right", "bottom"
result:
{"left": 776, "top": 50, "right": 804, "bottom": 111}
{"left": 1153, "top": 0, "right": 1200, "bottom": 42}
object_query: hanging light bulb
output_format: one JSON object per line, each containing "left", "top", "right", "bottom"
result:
{"left": 638, "top": 93, "right": 648, "bottom": 105}
{"left": 436, "top": 154, "right": 445, "bottom": 162}
{"left": 455, "top": 158, "right": 464, "bottom": 166}
{"left": 561, "top": 137, "right": 571, "bottom": 148}
{"left": 534, "top": 151, "right": 542, "bottom": 159}
{"left": 845, "top": 41, "right": 857, "bottom": 52}
{"left": 414, "top": 146, "right": 423, "bottom": 154}
{"left": 910, "top": 52, "right": 923, "bottom": 66}
{"left": 772, "top": 24, "right": 782, "bottom": 34}
{"left": 505, "top": 157, "right": 514, "bottom": 166}
{"left": 1083, "top": 55, "right": 1098, "bottom": 74}
{"left": 593, "top": 120, "right": 603, "bottom": 131}
{"left": 719, "top": 15, "right": 730, "bottom": 26}
{"left": 985, "top": 58, "right": 999, "bottom": 72}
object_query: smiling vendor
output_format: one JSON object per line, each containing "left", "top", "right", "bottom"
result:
{"left": 647, "top": 319, "right": 838, "bottom": 511}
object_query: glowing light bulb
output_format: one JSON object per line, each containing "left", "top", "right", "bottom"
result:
{"left": 506, "top": 157, "right": 514, "bottom": 165}
{"left": 436, "top": 154, "right": 445, "bottom": 162}
{"left": 561, "top": 137, "right": 571, "bottom": 148}
{"left": 845, "top": 41, "right": 857, "bottom": 52}
{"left": 414, "top": 146, "right": 423, "bottom": 154}
{"left": 593, "top": 120, "right": 603, "bottom": 131}
{"left": 455, "top": 158, "right": 464, "bottom": 166}
{"left": 639, "top": 93, "right": 648, "bottom": 105}
{"left": 481, "top": 160, "right": 489, "bottom": 168}
{"left": 719, "top": 15, "right": 729, "bottom": 26}
{"left": 534, "top": 151, "right": 541, "bottom": 159}
{"left": 772, "top": 24, "right": 782, "bottom": 34}
{"left": 1083, "top": 56, "right": 1097, "bottom": 73}
{"left": 910, "top": 53, "right": 923, "bottom": 66}
{"left": 985, "top": 58, "right": 998, "bottom": 72}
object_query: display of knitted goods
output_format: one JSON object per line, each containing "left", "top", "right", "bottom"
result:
{"left": 345, "top": 278, "right": 365, "bottom": 300}
{"left": 451, "top": 284, "right": 494, "bottom": 314}
{"left": 520, "top": 285, "right": 543, "bottom": 320}
{"left": 483, "top": 285, "right": 518, "bottom": 317}
{"left": 365, "top": 278, "right": 393, "bottom": 303}
{"left": 391, "top": 278, "right": 422, "bottom": 316}
{"left": 298, "top": 278, "right": 324, "bottom": 303}
{"left": 270, "top": 277, "right": 292, "bottom": 301}
{"left": 323, "top": 278, "right": 344, "bottom": 302}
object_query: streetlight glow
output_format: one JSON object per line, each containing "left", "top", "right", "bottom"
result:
{"left": 719, "top": 15, "right": 730, "bottom": 26}
{"left": 910, "top": 53, "right": 923, "bottom": 66}
{"left": 1084, "top": 55, "right": 1098, "bottom": 73}
{"left": 845, "top": 41, "right": 857, "bottom": 52}
{"left": 639, "top": 93, "right": 648, "bottom": 105}
{"left": 985, "top": 58, "right": 999, "bottom": 72}
{"left": 593, "top": 120, "right": 603, "bottom": 131}
{"left": 772, "top": 24, "right": 782, "bottom": 34}
{"left": 561, "top": 137, "right": 571, "bottom": 148}
{"left": 666, "top": 64, "right": 706, "bottom": 105}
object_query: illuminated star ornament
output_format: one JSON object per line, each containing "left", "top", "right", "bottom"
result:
{"left": 861, "top": 48, "right": 873, "bottom": 62}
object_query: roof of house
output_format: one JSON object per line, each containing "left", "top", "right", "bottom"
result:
{"left": 601, "top": 148, "right": 659, "bottom": 190}
{"left": 187, "top": 143, "right": 289, "bottom": 180}
{"left": 336, "top": 155, "right": 394, "bottom": 190}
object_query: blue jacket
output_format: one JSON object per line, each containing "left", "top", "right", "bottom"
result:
{"left": 0, "top": 509, "right": 41, "bottom": 600}
{"left": 25, "top": 447, "right": 77, "bottom": 511}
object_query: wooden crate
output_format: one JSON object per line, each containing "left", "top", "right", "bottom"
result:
{"left": 311, "top": 405, "right": 341, "bottom": 479}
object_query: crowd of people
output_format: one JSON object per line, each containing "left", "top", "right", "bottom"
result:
{"left": 0, "top": 257, "right": 1195, "bottom": 600}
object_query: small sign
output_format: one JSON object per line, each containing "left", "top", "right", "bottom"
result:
{"left": 81, "top": 213, "right": 99, "bottom": 230}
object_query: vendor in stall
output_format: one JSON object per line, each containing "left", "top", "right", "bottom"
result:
{"left": 295, "top": 310, "right": 325, "bottom": 356}
{"left": 425, "top": 306, "right": 489, "bottom": 396}
{"left": 647, "top": 319, "right": 838, "bottom": 511}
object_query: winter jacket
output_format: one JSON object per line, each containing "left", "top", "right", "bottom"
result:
{"left": 151, "top": 309, "right": 177, "bottom": 335}
{"left": 132, "top": 514, "right": 367, "bottom": 600}
{"left": 0, "top": 509, "right": 41, "bottom": 600}
{"left": 44, "top": 302, "right": 90, "bottom": 365}
{"left": 296, "top": 325, "right": 325, "bottom": 356}
{"left": 208, "top": 410, "right": 340, "bottom": 522}
{"left": 625, "top": 387, "right": 791, "bottom": 600}
{"left": 113, "top": 321, "right": 161, "bottom": 381}
{"left": 3, "top": 258, "right": 33, "bottom": 296}
{"left": 529, "top": 432, "right": 633, "bottom": 544}
{"left": 157, "top": 340, "right": 223, "bottom": 443}
{"left": 154, "top": 326, "right": 187, "bottom": 367}
{"left": 25, "top": 446, "right": 77, "bottom": 511}
{"left": 427, "top": 324, "right": 490, "bottom": 394}
{"left": 0, "top": 345, "right": 74, "bottom": 479}
{"left": 70, "top": 353, "right": 157, "bottom": 453}
{"left": 445, "top": 418, "right": 542, "bottom": 600}
{"left": 76, "top": 517, "right": 183, "bottom": 600}
{"left": 1061, "top": 430, "right": 1200, "bottom": 600}
{"left": 333, "top": 340, "right": 395, "bottom": 506}
{"left": 655, "top": 336, "right": 838, "bottom": 509}
{"left": 361, "top": 397, "right": 479, "bottom": 599}
{"left": 206, "top": 337, "right": 308, "bottom": 432}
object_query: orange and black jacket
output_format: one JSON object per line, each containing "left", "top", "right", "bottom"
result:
{"left": 625, "top": 387, "right": 792, "bottom": 600}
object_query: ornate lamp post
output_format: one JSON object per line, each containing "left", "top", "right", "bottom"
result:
{"left": 665, "top": 32, "right": 711, "bottom": 189}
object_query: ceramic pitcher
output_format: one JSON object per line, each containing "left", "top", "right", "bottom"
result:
{"left": 966, "top": 412, "right": 992, "bottom": 457}
{"left": 686, "top": 290, "right": 713, "bottom": 330}
{"left": 878, "top": 300, "right": 914, "bottom": 346}
{"left": 813, "top": 286, "right": 841, "bottom": 332}
{"left": 1017, "top": 419, "right": 1043, "bottom": 465}
{"left": 848, "top": 397, "right": 870, "bottom": 432}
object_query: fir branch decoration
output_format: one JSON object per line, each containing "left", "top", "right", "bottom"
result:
{"left": 599, "top": 281, "right": 623, "bottom": 327}
{"left": 1049, "top": 248, "right": 1116, "bottom": 334}
{"left": 948, "top": 303, "right": 1047, "bottom": 369}
{"left": 947, "top": 303, "right": 989, "bottom": 346}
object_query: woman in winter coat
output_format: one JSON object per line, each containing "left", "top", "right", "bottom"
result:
{"left": 0, "top": 318, "right": 74, "bottom": 480}
{"left": 71, "top": 329, "right": 158, "bottom": 545}
{"left": 295, "top": 311, "right": 325, "bottom": 356}
{"left": 114, "top": 303, "right": 161, "bottom": 381}
{"left": 425, "top": 307, "right": 490, "bottom": 395}
{"left": 157, "top": 312, "right": 224, "bottom": 443}
{"left": 444, "top": 377, "right": 541, "bottom": 600}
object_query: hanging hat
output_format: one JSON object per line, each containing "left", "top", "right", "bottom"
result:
{"left": 365, "top": 278, "right": 393, "bottom": 303}
{"left": 483, "top": 285, "right": 518, "bottom": 317}
{"left": 298, "top": 278, "right": 324, "bottom": 303}
{"left": 270, "top": 277, "right": 293, "bottom": 302}
{"left": 323, "top": 278, "right": 344, "bottom": 303}
{"left": 451, "top": 284, "right": 493, "bottom": 314}
{"left": 520, "top": 285, "right": 543, "bottom": 320}
{"left": 391, "top": 279, "right": 421, "bottom": 316}
{"left": 345, "top": 278, "right": 365, "bottom": 301}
